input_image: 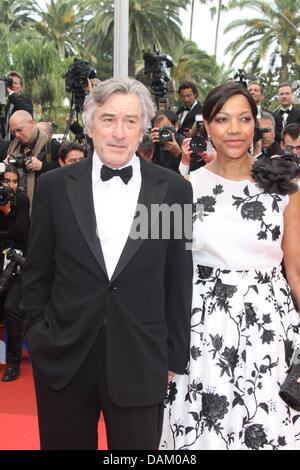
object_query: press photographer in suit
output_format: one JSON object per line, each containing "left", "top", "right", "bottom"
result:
{"left": 0, "top": 164, "right": 30, "bottom": 382}
{"left": 274, "top": 83, "right": 300, "bottom": 143}
{"left": 176, "top": 81, "right": 202, "bottom": 137}
{"left": 0, "top": 71, "right": 33, "bottom": 140}
{"left": 21, "top": 78, "right": 193, "bottom": 450}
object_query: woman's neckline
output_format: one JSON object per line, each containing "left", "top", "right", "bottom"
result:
{"left": 202, "top": 166, "right": 255, "bottom": 184}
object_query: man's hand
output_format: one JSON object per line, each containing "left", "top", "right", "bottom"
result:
{"left": 163, "top": 134, "right": 181, "bottom": 157}
{"left": 25, "top": 156, "right": 43, "bottom": 172}
{"left": 181, "top": 138, "right": 193, "bottom": 166}
{"left": 150, "top": 127, "right": 160, "bottom": 144}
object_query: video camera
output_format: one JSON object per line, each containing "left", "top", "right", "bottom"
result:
{"left": 143, "top": 46, "right": 173, "bottom": 110}
{"left": 0, "top": 248, "right": 25, "bottom": 295}
{"left": 0, "top": 162, "right": 12, "bottom": 206}
{"left": 190, "top": 114, "right": 207, "bottom": 154}
{"left": 65, "top": 58, "right": 97, "bottom": 111}
{"left": 232, "top": 69, "right": 251, "bottom": 88}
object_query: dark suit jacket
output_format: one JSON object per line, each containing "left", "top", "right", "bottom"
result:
{"left": 177, "top": 101, "right": 202, "bottom": 134}
{"left": 274, "top": 106, "right": 300, "bottom": 143}
{"left": 21, "top": 156, "right": 193, "bottom": 407}
{"left": 0, "top": 137, "right": 10, "bottom": 160}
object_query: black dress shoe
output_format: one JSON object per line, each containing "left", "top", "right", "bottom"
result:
{"left": 1, "top": 364, "right": 20, "bottom": 382}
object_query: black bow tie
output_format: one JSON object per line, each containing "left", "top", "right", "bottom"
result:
{"left": 280, "top": 108, "right": 290, "bottom": 115}
{"left": 100, "top": 165, "right": 133, "bottom": 184}
{"left": 183, "top": 106, "right": 191, "bottom": 112}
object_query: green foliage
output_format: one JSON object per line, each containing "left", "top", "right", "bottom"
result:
{"left": 172, "top": 40, "right": 231, "bottom": 103}
{"left": 225, "top": 0, "right": 300, "bottom": 82}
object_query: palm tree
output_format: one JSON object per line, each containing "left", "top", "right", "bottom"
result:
{"left": 173, "top": 39, "right": 231, "bottom": 101}
{"left": 224, "top": 0, "right": 300, "bottom": 82}
{"left": 83, "top": 0, "right": 187, "bottom": 76}
{"left": 0, "top": 0, "right": 34, "bottom": 66}
{"left": 30, "top": 0, "right": 83, "bottom": 59}
{"left": 188, "top": 0, "right": 227, "bottom": 57}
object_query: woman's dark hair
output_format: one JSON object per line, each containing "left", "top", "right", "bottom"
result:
{"left": 4, "top": 164, "right": 19, "bottom": 184}
{"left": 202, "top": 81, "right": 257, "bottom": 123}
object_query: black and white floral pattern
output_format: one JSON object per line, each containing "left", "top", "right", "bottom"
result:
{"left": 160, "top": 170, "right": 300, "bottom": 450}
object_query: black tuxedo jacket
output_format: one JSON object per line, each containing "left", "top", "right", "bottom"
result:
{"left": 21, "top": 156, "right": 193, "bottom": 407}
{"left": 177, "top": 101, "right": 202, "bottom": 134}
{"left": 274, "top": 106, "right": 300, "bottom": 143}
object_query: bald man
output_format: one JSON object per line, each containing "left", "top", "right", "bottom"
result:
{"left": 7, "top": 111, "right": 57, "bottom": 209}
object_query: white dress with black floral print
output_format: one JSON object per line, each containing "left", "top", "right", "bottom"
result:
{"left": 160, "top": 167, "right": 300, "bottom": 450}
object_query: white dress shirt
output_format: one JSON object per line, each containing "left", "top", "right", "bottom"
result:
{"left": 92, "top": 153, "right": 141, "bottom": 279}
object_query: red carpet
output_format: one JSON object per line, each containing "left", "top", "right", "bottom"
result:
{"left": 0, "top": 358, "right": 107, "bottom": 450}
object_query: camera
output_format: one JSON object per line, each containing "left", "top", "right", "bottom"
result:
{"left": 7, "top": 154, "right": 32, "bottom": 170}
{"left": 232, "top": 69, "right": 251, "bottom": 88}
{"left": 280, "top": 152, "right": 299, "bottom": 165}
{"left": 0, "top": 183, "right": 12, "bottom": 206}
{"left": 0, "top": 76, "right": 13, "bottom": 89}
{"left": 157, "top": 126, "right": 176, "bottom": 143}
{"left": 0, "top": 248, "right": 25, "bottom": 295}
{"left": 143, "top": 46, "right": 173, "bottom": 108}
{"left": 253, "top": 127, "right": 271, "bottom": 143}
{"left": 65, "top": 58, "right": 97, "bottom": 111}
{"left": 190, "top": 114, "right": 207, "bottom": 153}
{"left": 65, "top": 58, "right": 96, "bottom": 95}
{"left": 0, "top": 76, "right": 13, "bottom": 105}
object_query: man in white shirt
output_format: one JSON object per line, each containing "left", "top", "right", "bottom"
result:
{"left": 21, "top": 78, "right": 193, "bottom": 450}
{"left": 274, "top": 83, "right": 300, "bottom": 143}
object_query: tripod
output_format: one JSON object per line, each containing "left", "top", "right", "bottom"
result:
{"left": 62, "top": 91, "right": 91, "bottom": 155}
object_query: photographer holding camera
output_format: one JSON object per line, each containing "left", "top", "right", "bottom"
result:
{"left": 281, "top": 123, "right": 300, "bottom": 161}
{"left": 256, "top": 111, "right": 284, "bottom": 159}
{"left": 150, "top": 109, "right": 182, "bottom": 172}
{"left": 0, "top": 71, "right": 33, "bottom": 141}
{"left": 176, "top": 81, "right": 202, "bottom": 137}
{"left": 5, "top": 110, "right": 57, "bottom": 211}
{"left": 178, "top": 117, "right": 216, "bottom": 176}
{"left": 0, "top": 164, "right": 30, "bottom": 381}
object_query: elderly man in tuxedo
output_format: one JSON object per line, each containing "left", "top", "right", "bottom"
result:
{"left": 21, "top": 78, "right": 193, "bottom": 450}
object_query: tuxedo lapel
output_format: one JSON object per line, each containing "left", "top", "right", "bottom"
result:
{"left": 64, "top": 157, "right": 108, "bottom": 279}
{"left": 110, "top": 158, "right": 168, "bottom": 282}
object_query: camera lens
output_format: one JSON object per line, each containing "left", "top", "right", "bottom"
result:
{"left": 190, "top": 136, "right": 207, "bottom": 153}
{"left": 158, "top": 127, "right": 173, "bottom": 143}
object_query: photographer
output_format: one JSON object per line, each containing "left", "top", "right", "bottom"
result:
{"left": 281, "top": 123, "right": 300, "bottom": 161}
{"left": 58, "top": 141, "right": 84, "bottom": 166}
{"left": 6, "top": 110, "right": 57, "bottom": 211}
{"left": 257, "top": 111, "right": 284, "bottom": 159}
{"left": 0, "top": 164, "right": 29, "bottom": 382}
{"left": 150, "top": 109, "right": 182, "bottom": 172}
{"left": 0, "top": 71, "right": 33, "bottom": 140}
{"left": 178, "top": 121, "right": 216, "bottom": 176}
{"left": 176, "top": 81, "right": 202, "bottom": 137}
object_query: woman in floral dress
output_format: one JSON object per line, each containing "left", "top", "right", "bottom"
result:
{"left": 161, "top": 82, "right": 300, "bottom": 450}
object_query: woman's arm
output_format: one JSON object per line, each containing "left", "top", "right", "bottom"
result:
{"left": 282, "top": 190, "right": 300, "bottom": 311}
